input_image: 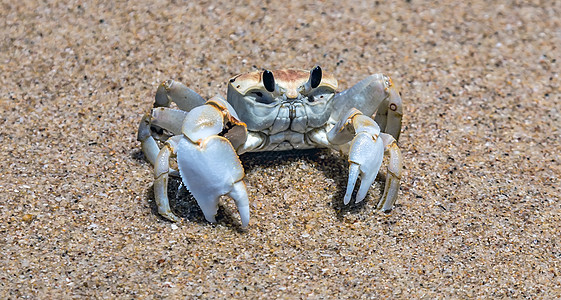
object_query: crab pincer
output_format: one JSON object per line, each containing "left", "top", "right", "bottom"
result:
{"left": 153, "top": 96, "right": 250, "bottom": 227}
{"left": 327, "top": 109, "right": 383, "bottom": 204}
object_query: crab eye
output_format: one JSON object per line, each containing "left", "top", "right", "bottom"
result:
{"left": 310, "top": 66, "right": 322, "bottom": 89}
{"left": 262, "top": 70, "right": 275, "bottom": 92}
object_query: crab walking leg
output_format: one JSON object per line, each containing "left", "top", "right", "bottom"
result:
{"left": 378, "top": 133, "right": 403, "bottom": 211}
{"left": 327, "top": 109, "right": 385, "bottom": 205}
{"left": 150, "top": 107, "right": 189, "bottom": 135}
{"left": 154, "top": 79, "right": 206, "bottom": 111}
{"left": 137, "top": 114, "right": 160, "bottom": 165}
{"left": 373, "top": 76, "right": 403, "bottom": 140}
{"left": 153, "top": 137, "right": 182, "bottom": 222}
{"left": 137, "top": 108, "right": 188, "bottom": 175}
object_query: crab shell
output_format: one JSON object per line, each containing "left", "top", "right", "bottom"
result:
{"left": 226, "top": 69, "right": 339, "bottom": 132}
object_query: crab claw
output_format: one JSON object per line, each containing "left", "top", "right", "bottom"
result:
{"left": 328, "top": 108, "right": 397, "bottom": 207}
{"left": 152, "top": 95, "right": 250, "bottom": 227}
{"left": 344, "top": 131, "right": 384, "bottom": 204}
{"left": 175, "top": 135, "right": 249, "bottom": 227}
{"left": 176, "top": 97, "right": 250, "bottom": 227}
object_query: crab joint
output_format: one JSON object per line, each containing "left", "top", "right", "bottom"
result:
{"left": 351, "top": 114, "right": 380, "bottom": 138}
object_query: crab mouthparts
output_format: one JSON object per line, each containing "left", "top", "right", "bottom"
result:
{"left": 285, "top": 89, "right": 299, "bottom": 99}
{"left": 289, "top": 105, "right": 296, "bottom": 120}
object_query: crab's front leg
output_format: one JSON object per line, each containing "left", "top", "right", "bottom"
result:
{"left": 327, "top": 108, "right": 402, "bottom": 210}
{"left": 153, "top": 136, "right": 182, "bottom": 222}
{"left": 154, "top": 96, "right": 251, "bottom": 227}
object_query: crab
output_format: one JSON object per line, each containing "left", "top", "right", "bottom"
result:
{"left": 138, "top": 66, "right": 403, "bottom": 227}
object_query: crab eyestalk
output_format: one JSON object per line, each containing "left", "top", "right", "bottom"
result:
{"left": 303, "top": 65, "right": 322, "bottom": 93}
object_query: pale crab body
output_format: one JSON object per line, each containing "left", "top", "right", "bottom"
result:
{"left": 138, "top": 66, "right": 403, "bottom": 227}
{"left": 228, "top": 68, "right": 336, "bottom": 152}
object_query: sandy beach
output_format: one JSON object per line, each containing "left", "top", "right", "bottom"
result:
{"left": 1, "top": 0, "right": 560, "bottom": 298}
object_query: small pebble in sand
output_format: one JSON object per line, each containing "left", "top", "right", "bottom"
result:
{"left": 22, "top": 214, "right": 34, "bottom": 223}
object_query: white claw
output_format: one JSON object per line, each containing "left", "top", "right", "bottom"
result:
{"left": 356, "top": 139, "right": 384, "bottom": 203}
{"left": 356, "top": 178, "right": 371, "bottom": 203}
{"left": 346, "top": 132, "right": 384, "bottom": 204}
{"left": 344, "top": 163, "right": 360, "bottom": 205}
{"left": 230, "top": 181, "right": 250, "bottom": 228}
{"left": 175, "top": 134, "right": 248, "bottom": 227}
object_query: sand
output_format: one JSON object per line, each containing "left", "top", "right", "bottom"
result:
{"left": 1, "top": 0, "right": 560, "bottom": 298}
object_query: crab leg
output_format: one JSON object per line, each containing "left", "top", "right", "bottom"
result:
{"left": 378, "top": 133, "right": 403, "bottom": 211}
{"left": 138, "top": 114, "right": 161, "bottom": 165}
{"left": 138, "top": 108, "right": 188, "bottom": 165}
{"left": 154, "top": 79, "right": 206, "bottom": 111}
{"left": 153, "top": 136, "right": 182, "bottom": 222}
{"left": 373, "top": 77, "right": 403, "bottom": 140}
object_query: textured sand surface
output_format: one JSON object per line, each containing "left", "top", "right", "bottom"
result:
{"left": 1, "top": 0, "right": 560, "bottom": 298}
